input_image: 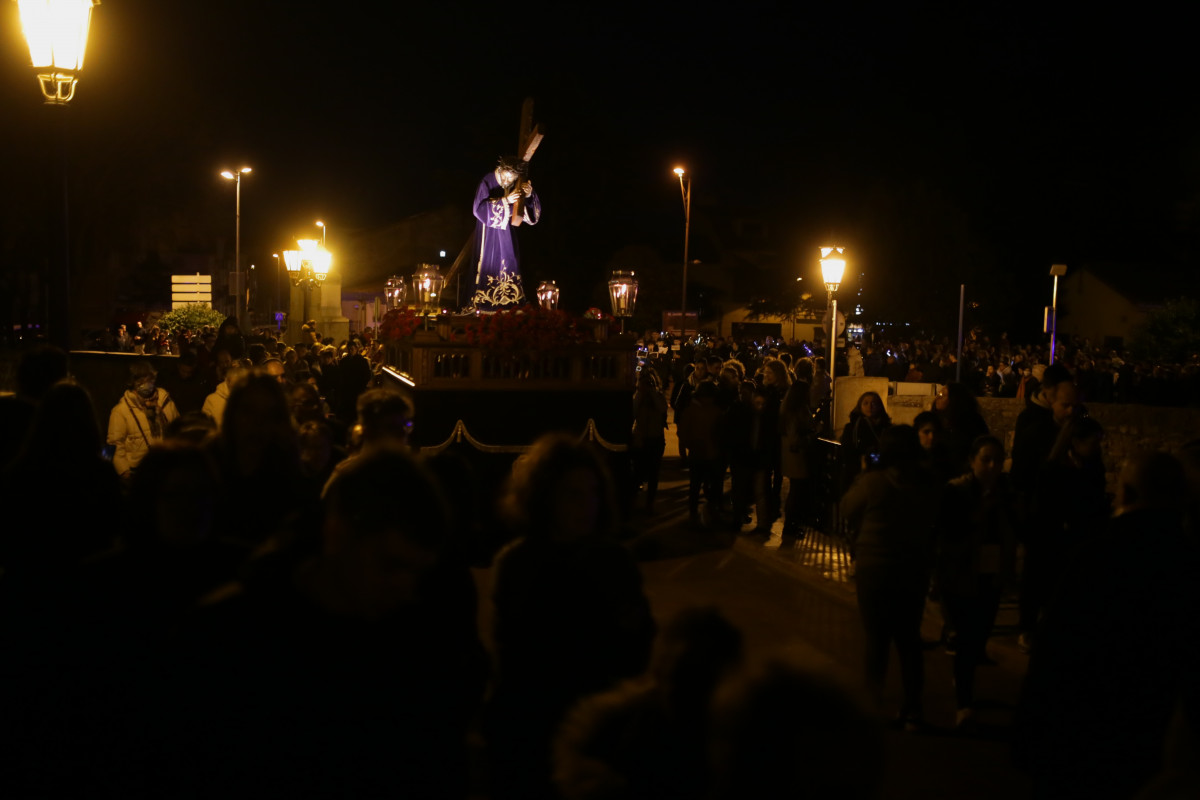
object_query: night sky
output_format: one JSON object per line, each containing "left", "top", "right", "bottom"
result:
{"left": 2, "top": 3, "right": 1197, "bottom": 337}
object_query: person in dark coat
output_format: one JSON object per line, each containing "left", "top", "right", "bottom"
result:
{"left": 631, "top": 369, "right": 669, "bottom": 514}
{"left": 487, "top": 434, "right": 655, "bottom": 800}
{"left": 212, "top": 316, "right": 245, "bottom": 360}
{"left": 173, "top": 449, "right": 486, "bottom": 798}
{"left": 1017, "top": 452, "right": 1200, "bottom": 799}
{"left": 678, "top": 381, "right": 724, "bottom": 528}
{"left": 778, "top": 377, "right": 815, "bottom": 541}
{"left": 840, "top": 391, "right": 891, "bottom": 489}
{"left": 336, "top": 339, "right": 374, "bottom": 424}
{"left": 840, "top": 425, "right": 939, "bottom": 729}
{"left": 935, "top": 435, "right": 1018, "bottom": 728}
{"left": 1010, "top": 363, "right": 1078, "bottom": 646}
{"left": 932, "top": 382, "right": 989, "bottom": 476}
{"left": 156, "top": 349, "right": 212, "bottom": 415}
{"left": 0, "top": 344, "right": 69, "bottom": 468}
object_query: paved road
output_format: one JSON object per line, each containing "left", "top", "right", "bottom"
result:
{"left": 624, "top": 437, "right": 1034, "bottom": 799}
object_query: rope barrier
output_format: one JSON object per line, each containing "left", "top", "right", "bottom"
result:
{"left": 420, "top": 418, "right": 628, "bottom": 456}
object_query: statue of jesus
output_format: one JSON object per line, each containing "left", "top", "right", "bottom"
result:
{"left": 471, "top": 156, "right": 541, "bottom": 310}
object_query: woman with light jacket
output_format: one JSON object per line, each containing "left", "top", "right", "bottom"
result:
{"left": 107, "top": 362, "right": 179, "bottom": 479}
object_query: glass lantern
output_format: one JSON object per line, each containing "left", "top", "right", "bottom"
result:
{"left": 385, "top": 275, "right": 407, "bottom": 309}
{"left": 608, "top": 270, "right": 638, "bottom": 319}
{"left": 536, "top": 280, "right": 560, "bottom": 311}
{"left": 412, "top": 264, "right": 445, "bottom": 312}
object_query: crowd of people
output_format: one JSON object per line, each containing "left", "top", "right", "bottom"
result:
{"left": 634, "top": 328, "right": 1200, "bottom": 409}
{"left": 2, "top": 317, "right": 1199, "bottom": 797}
{"left": 631, "top": 334, "right": 1200, "bottom": 798}
{"left": 0, "top": 340, "right": 887, "bottom": 798}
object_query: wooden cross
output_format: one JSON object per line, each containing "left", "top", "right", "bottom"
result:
{"left": 510, "top": 98, "right": 544, "bottom": 227}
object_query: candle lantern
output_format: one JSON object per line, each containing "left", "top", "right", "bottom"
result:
{"left": 536, "top": 280, "right": 560, "bottom": 311}
{"left": 385, "top": 275, "right": 407, "bottom": 309}
{"left": 608, "top": 270, "right": 638, "bottom": 319}
{"left": 412, "top": 264, "right": 445, "bottom": 312}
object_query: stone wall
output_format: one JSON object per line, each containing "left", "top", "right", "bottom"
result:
{"left": 978, "top": 397, "right": 1200, "bottom": 491}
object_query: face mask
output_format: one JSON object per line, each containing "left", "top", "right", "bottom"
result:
{"left": 137, "top": 382, "right": 156, "bottom": 398}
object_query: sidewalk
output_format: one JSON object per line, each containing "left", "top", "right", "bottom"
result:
{"left": 625, "top": 425, "right": 1028, "bottom": 675}
{"left": 622, "top": 428, "right": 1033, "bottom": 799}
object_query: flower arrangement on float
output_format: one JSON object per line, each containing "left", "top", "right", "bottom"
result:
{"left": 379, "top": 304, "right": 616, "bottom": 350}
{"left": 378, "top": 307, "right": 424, "bottom": 342}
{"left": 460, "top": 306, "right": 580, "bottom": 351}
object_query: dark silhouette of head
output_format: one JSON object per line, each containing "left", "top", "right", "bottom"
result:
{"left": 503, "top": 433, "right": 618, "bottom": 542}
{"left": 16, "top": 345, "right": 68, "bottom": 400}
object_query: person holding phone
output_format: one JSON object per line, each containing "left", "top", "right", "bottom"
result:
{"left": 841, "top": 391, "right": 891, "bottom": 488}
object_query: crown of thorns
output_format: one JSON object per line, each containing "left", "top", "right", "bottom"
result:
{"left": 496, "top": 156, "right": 528, "bottom": 175}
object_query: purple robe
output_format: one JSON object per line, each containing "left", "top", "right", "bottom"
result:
{"left": 471, "top": 169, "right": 541, "bottom": 310}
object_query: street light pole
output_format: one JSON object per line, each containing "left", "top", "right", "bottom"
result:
{"left": 272, "top": 253, "right": 280, "bottom": 333}
{"left": 316, "top": 220, "right": 326, "bottom": 248}
{"left": 17, "top": 0, "right": 99, "bottom": 349}
{"left": 820, "top": 246, "right": 846, "bottom": 433}
{"left": 221, "top": 166, "right": 252, "bottom": 331}
{"left": 674, "top": 167, "right": 691, "bottom": 339}
{"left": 1049, "top": 264, "right": 1067, "bottom": 364}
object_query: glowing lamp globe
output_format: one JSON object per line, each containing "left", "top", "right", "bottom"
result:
{"left": 608, "top": 270, "right": 638, "bottom": 318}
{"left": 536, "top": 280, "right": 560, "bottom": 311}
{"left": 385, "top": 276, "right": 407, "bottom": 309}
{"left": 412, "top": 264, "right": 445, "bottom": 311}
{"left": 820, "top": 246, "right": 846, "bottom": 292}
{"left": 18, "top": 0, "right": 99, "bottom": 104}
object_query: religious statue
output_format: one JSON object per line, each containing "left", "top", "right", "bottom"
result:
{"left": 470, "top": 156, "right": 541, "bottom": 310}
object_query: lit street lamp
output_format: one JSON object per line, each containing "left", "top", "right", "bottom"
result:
{"left": 282, "top": 239, "right": 332, "bottom": 324}
{"left": 17, "top": 0, "right": 98, "bottom": 349}
{"left": 316, "top": 220, "right": 327, "bottom": 248}
{"left": 220, "top": 166, "right": 252, "bottom": 331}
{"left": 17, "top": 0, "right": 98, "bottom": 105}
{"left": 673, "top": 166, "right": 692, "bottom": 338}
{"left": 820, "top": 246, "right": 846, "bottom": 430}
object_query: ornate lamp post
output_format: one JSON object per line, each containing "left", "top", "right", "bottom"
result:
{"left": 282, "top": 238, "right": 332, "bottom": 325}
{"left": 535, "top": 280, "right": 560, "bottom": 311}
{"left": 673, "top": 166, "right": 692, "bottom": 338}
{"left": 820, "top": 246, "right": 846, "bottom": 429}
{"left": 220, "top": 167, "right": 252, "bottom": 331}
{"left": 608, "top": 270, "right": 638, "bottom": 333}
{"left": 17, "top": 0, "right": 99, "bottom": 349}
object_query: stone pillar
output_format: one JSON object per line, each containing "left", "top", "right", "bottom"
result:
{"left": 315, "top": 272, "right": 350, "bottom": 345}
{"left": 286, "top": 275, "right": 348, "bottom": 346}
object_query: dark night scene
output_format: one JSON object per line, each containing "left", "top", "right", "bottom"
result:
{"left": 2, "top": 2, "right": 1200, "bottom": 797}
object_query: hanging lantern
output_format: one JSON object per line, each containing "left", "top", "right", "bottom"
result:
{"left": 536, "top": 280, "right": 560, "bottom": 311}
{"left": 608, "top": 270, "right": 638, "bottom": 318}
{"left": 385, "top": 275, "right": 407, "bottom": 309}
{"left": 412, "top": 263, "right": 445, "bottom": 311}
